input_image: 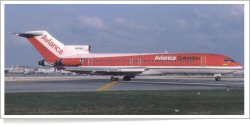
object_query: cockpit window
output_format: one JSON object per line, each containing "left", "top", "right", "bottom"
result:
{"left": 224, "top": 58, "right": 235, "bottom": 62}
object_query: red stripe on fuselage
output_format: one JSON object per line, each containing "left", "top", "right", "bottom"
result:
{"left": 61, "top": 53, "right": 240, "bottom": 67}
{"left": 28, "top": 37, "right": 59, "bottom": 63}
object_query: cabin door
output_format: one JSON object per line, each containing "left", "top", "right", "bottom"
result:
{"left": 201, "top": 56, "right": 206, "bottom": 66}
{"left": 137, "top": 59, "right": 141, "bottom": 65}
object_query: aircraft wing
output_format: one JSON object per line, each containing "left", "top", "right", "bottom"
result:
{"left": 63, "top": 66, "right": 148, "bottom": 75}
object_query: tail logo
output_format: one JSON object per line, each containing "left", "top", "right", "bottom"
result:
{"left": 41, "top": 35, "right": 63, "bottom": 55}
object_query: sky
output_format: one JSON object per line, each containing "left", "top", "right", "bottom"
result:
{"left": 4, "top": 4, "right": 244, "bottom": 67}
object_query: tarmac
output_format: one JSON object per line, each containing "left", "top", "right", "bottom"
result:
{"left": 4, "top": 76, "right": 244, "bottom": 93}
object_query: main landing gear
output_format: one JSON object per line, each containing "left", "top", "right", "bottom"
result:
{"left": 123, "top": 75, "right": 131, "bottom": 81}
{"left": 110, "top": 75, "right": 134, "bottom": 81}
{"left": 214, "top": 74, "right": 222, "bottom": 81}
{"left": 111, "top": 76, "right": 119, "bottom": 81}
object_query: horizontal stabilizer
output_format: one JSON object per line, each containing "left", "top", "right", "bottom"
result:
{"left": 13, "top": 32, "right": 44, "bottom": 38}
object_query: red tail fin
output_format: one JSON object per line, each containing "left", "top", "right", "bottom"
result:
{"left": 15, "top": 31, "right": 64, "bottom": 64}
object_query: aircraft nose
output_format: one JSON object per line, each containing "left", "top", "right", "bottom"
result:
{"left": 235, "top": 62, "right": 243, "bottom": 69}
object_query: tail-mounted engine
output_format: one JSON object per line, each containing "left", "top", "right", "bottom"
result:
{"left": 38, "top": 59, "right": 53, "bottom": 67}
{"left": 56, "top": 58, "right": 83, "bottom": 66}
{"left": 39, "top": 58, "right": 83, "bottom": 67}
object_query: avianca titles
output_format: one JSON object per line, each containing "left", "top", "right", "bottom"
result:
{"left": 14, "top": 31, "right": 243, "bottom": 81}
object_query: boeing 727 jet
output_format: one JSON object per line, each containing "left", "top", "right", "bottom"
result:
{"left": 14, "top": 31, "right": 242, "bottom": 81}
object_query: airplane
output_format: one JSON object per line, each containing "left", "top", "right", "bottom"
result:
{"left": 13, "top": 30, "right": 243, "bottom": 81}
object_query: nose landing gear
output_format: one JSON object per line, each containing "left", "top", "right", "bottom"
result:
{"left": 214, "top": 74, "right": 222, "bottom": 81}
{"left": 215, "top": 76, "right": 221, "bottom": 81}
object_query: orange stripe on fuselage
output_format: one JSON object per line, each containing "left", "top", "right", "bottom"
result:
{"left": 28, "top": 37, "right": 59, "bottom": 63}
{"left": 66, "top": 54, "right": 239, "bottom": 67}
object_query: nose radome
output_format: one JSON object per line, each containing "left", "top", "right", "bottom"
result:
{"left": 236, "top": 62, "right": 243, "bottom": 69}
{"left": 238, "top": 62, "right": 242, "bottom": 66}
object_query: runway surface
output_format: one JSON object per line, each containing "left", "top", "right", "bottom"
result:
{"left": 5, "top": 76, "right": 244, "bottom": 93}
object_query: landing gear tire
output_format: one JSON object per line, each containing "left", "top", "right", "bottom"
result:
{"left": 215, "top": 77, "right": 221, "bottom": 81}
{"left": 123, "top": 75, "right": 131, "bottom": 81}
{"left": 111, "top": 76, "right": 119, "bottom": 81}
